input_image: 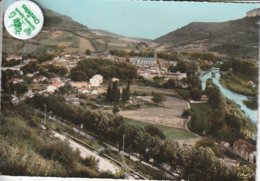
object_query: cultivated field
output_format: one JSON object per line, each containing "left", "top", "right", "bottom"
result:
{"left": 79, "top": 38, "right": 95, "bottom": 53}
{"left": 120, "top": 96, "right": 189, "bottom": 129}
{"left": 131, "top": 85, "right": 179, "bottom": 97}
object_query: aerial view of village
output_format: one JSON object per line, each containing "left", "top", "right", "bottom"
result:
{"left": 0, "top": 0, "right": 259, "bottom": 180}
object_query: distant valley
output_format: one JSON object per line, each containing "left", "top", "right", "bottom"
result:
{"left": 3, "top": 8, "right": 259, "bottom": 59}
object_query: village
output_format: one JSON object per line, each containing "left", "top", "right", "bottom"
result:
{"left": 2, "top": 50, "right": 257, "bottom": 169}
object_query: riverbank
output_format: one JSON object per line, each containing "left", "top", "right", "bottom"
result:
{"left": 220, "top": 73, "right": 256, "bottom": 97}
{"left": 188, "top": 88, "right": 256, "bottom": 143}
{"left": 199, "top": 70, "right": 257, "bottom": 123}
{"left": 243, "top": 99, "right": 257, "bottom": 110}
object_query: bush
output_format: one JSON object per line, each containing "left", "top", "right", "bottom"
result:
{"left": 151, "top": 92, "right": 166, "bottom": 105}
{"left": 190, "top": 88, "right": 202, "bottom": 101}
{"left": 82, "top": 156, "right": 99, "bottom": 168}
{"left": 145, "top": 125, "right": 166, "bottom": 139}
{"left": 39, "top": 141, "right": 78, "bottom": 168}
{"left": 182, "top": 109, "right": 191, "bottom": 118}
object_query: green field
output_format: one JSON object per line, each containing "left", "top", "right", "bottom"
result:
{"left": 125, "top": 118, "right": 198, "bottom": 140}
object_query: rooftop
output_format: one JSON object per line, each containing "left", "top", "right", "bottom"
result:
{"left": 233, "top": 139, "right": 256, "bottom": 153}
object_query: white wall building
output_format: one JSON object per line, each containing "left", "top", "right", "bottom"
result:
{"left": 130, "top": 57, "right": 157, "bottom": 67}
{"left": 90, "top": 74, "right": 103, "bottom": 87}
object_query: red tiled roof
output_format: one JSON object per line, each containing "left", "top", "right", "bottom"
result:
{"left": 233, "top": 139, "right": 256, "bottom": 153}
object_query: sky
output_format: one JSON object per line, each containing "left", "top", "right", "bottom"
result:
{"left": 3, "top": 0, "right": 259, "bottom": 39}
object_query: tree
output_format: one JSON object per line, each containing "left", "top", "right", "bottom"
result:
{"left": 43, "top": 65, "right": 68, "bottom": 77}
{"left": 122, "top": 84, "right": 130, "bottom": 103}
{"left": 163, "top": 79, "right": 176, "bottom": 89}
{"left": 59, "top": 84, "right": 73, "bottom": 94}
{"left": 182, "top": 109, "right": 191, "bottom": 118}
{"left": 112, "top": 105, "right": 119, "bottom": 115}
{"left": 195, "top": 138, "right": 222, "bottom": 157}
{"left": 220, "top": 61, "right": 232, "bottom": 72}
{"left": 207, "top": 110, "right": 225, "bottom": 134}
{"left": 70, "top": 70, "right": 88, "bottom": 81}
{"left": 205, "top": 85, "right": 222, "bottom": 108}
{"left": 118, "top": 124, "right": 140, "bottom": 155}
{"left": 187, "top": 73, "right": 201, "bottom": 90}
{"left": 10, "top": 83, "right": 28, "bottom": 94}
{"left": 85, "top": 49, "right": 91, "bottom": 56}
{"left": 151, "top": 92, "right": 166, "bottom": 105}
{"left": 181, "top": 147, "right": 226, "bottom": 181}
{"left": 134, "top": 131, "right": 152, "bottom": 160}
{"left": 70, "top": 59, "right": 137, "bottom": 81}
{"left": 106, "top": 82, "right": 112, "bottom": 101}
{"left": 155, "top": 141, "right": 179, "bottom": 165}
{"left": 145, "top": 125, "right": 165, "bottom": 139}
{"left": 1, "top": 93, "right": 13, "bottom": 111}
{"left": 190, "top": 88, "right": 202, "bottom": 101}
{"left": 169, "top": 61, "right": 186, "bottom": 73}
{"left": 122, "top": 88, "right": 127, "bottom": 103}
{"left": 21, "top": 62, "right": 39, "bottom": 74}
{"left": 107, "top": 81, "right": 121, "bottom": 103}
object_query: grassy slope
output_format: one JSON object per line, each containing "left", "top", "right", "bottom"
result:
{"left": 0, "top": 113, "right": 102, "bottom": 177}
{"left": 125, "top": 118, "right": 197, "bottom": 140}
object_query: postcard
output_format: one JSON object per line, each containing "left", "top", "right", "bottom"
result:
{"left": 0, "top": 0, "right": 259, "bottom": 180}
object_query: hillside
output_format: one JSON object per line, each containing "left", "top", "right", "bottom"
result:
{"left": 155, "top": 16, "right": 259, "bottom": 59}
{"left": 2, "top": 9, "right": 143, "bottom": 56}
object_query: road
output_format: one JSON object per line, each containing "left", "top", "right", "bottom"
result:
{"left": 53, "top": 131, "right": 120, "bottom": 174}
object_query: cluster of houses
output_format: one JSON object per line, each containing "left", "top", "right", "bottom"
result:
{"left": 4, "top": 53, "right": 106, "bottom": 105}
{"left": 42, "top": 53, "right": 81, "bottom": 71}
{"left": 233, "top": 139, "right": 256, "bottom": 164}
{"left": 46, "top": 74, "right": 104, "bottom": 95}
{"left": 219, "top": 139, "right": 256, "bottom": 164}
{"left": 129, "top": 56, "right": 187, "bottom": 83}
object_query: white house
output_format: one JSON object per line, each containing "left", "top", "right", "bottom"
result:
{"left": 9, "top": 78, "right": 24, "bottom": 84}
{"left": 111, "top": 77, "right": 120, "bottom": 82}
{"left": 26, "top": 73, "right": 34, "bottom": 78}
{"left": 50, "top": 77, "right": 62, "bottom": 83}
{"left": 6, "top": 55, "right": 22, "bottom": 61}
{"left": 169, "top": 61, "right": 177, "bottom": 67}
{"left": 47, "top": 85, "right": 57, "bottom": 93}
{"left": 90, "top": 74, "right": 103, "bottom": 87}
{"left": 33, "top": 76, "right": 48, "bottom": 83}
{"left": 165, "top": 72, "right": 187, "bottom": 81}
{"left": 47, "top": 82, "right": 65, "bottom": 93}
{"left": 78, "top": 88, "right": 90, "bottom": 94}
{"left": 24, "top": 89, "right": 34, "bottom": 98}
{"left": 91, "top": 90, "right": 98, "bottom": 95}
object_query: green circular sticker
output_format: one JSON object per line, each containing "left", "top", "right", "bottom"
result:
{"left": 4, "top": 0, "right": 44, "bottom": 40}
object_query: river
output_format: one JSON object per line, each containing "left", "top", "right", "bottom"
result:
{"left": 199, "top": 68, "right": 257, "bottom": 123}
